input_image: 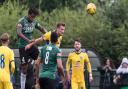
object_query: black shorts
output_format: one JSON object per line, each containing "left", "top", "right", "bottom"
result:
{"left": 19, "top": 46, "right": 39, "bottom": 65}
{"left": 39, "top": 77, "right": 56, "bottom": 89}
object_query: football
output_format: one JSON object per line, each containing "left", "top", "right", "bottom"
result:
{"left": 86, "top": 3, "right": 96, "bottom": 15}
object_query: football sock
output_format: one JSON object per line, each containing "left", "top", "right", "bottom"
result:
{"left": 21, "top": 73, "right": 26, "bottom": 89}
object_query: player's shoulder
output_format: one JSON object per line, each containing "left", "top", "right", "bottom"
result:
{"left": 42, "top": 44, "right": 52, "bottom": 50}
{"left": 59, "top": 36, "right": 62, "bottom": 39}
{"left": 46, "top": 31, "right": 51, "bottom": 34}
{"left": 68, "top": 51, "right": 75, "bottom": 56}
{"left": 18, "top": 16, "right": 26, "bottom": 22}
{"left": 4, "top": 46, "right": 11, "bottom": 50}
{"left": 44, "top": 31, "right": 51, "bottom": 37}
{"left": 43, "top": 31, "right": 51, "bottom": 41}
{"left": 81, "top": 51, "right": 88, "bottom": 55}
{"left": 80, "top": 52, "right": 89, "bottom": 59}
{"left": 10, "top": 49, "right": 14, "bottom": 55}
{"left": 7, "top": 47, "right": 14, "bottom": 52}
{"left": 41, "top": 45, "right": 47, "bottom": 50}
{"left": 5, "top": 46, "right": 14, "bottom": 53}
{"left": 58, "top": 36, "right": 63, "bottom": 42}
{"left": 54, "top": 46, "right": 61, "bottom": 52}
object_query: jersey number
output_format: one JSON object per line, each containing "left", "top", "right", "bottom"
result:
{"left": 45, "top": 52, "right": 49, "bottom": 64}
{"left": 0, "top": 54, "right": 5, "bottom": 68}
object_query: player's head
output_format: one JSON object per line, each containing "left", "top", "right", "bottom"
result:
{"left": 56, "top": 22, "right": 65, "bottom": 36}
{"left": 0, "top": 33, "right": 10, "bottom": 44}
{"left": 28, "top": 7, "right": 39, "bottom": 22}
{"left": 51, "top": 32, "right": 58, "bottom": 43}
{"left": 74, "top": 38, "right": 81, "bottom": 51}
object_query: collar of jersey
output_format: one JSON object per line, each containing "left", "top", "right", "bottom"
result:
{"left": 74, "top": 50, "right": 82, "bottom": 54}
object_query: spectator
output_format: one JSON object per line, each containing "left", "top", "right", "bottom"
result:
{"left": 98, "top": 57, "right": 115, "bottom": 89}
{"left": 113, "top": 57, "right": 128, "bottom": 89}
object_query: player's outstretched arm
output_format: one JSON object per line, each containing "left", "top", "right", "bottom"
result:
{"left": 25, "top": 36, "right": 43, "bottom": 50}
{"left": 35, "top": 21, "right": 47, "bottom": 34}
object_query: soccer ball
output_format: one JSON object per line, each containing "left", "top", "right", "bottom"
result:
{"left": 86, "top": 3, "right": 96, "bottom": 15}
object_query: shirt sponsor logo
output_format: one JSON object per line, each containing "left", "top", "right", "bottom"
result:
{"left": 46, "top": 46, "right": 52, "bottom": 50}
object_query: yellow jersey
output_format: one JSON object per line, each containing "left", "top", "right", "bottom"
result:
{"left": 66, "top": 51, "right": 92, "bottom": 82}
{"left": 43, "top": 31, "right": 62, "bottom": 47}
{"left": 0, "top": 46, "right": 15, "bottom": 82}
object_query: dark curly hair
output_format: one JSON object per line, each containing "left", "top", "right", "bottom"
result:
{"left": 28, "top": 7, "right": 39, "bottom": 16}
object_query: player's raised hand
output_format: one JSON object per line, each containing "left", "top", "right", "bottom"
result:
{"left": 25, "top": 44, "right": 31, "bottom": 50}
{"left": 25, "top": 39, "right": 35, "bottom": 50}
{"left": 29, "top": 39, "right": 35, "bottom": 43}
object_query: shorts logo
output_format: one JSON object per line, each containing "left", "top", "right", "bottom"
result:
{"left": 22, "top": 57, "right": 25, "bottom": 63}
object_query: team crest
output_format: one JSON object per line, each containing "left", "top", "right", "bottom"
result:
{"left": 80, "top": 56, "right": 83, "bottom": 60}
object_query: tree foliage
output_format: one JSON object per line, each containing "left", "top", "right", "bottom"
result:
{"left": 0, "top": 0, "right": 128, "bottom": 64}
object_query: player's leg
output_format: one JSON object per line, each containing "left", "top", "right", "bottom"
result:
{"left": 55, "top": 71, "right": 62, "bottom": 89}
{"left": 46, "top": 78, "right": 56, "bottom": 89}
{"left": 19, "top": 47, "right": 29, "bottom": 89}
{"left": 20, "top": 64, "right": 28, "bottom": 89}
{"left": 25, "top": 45, "right": 39, "bottom": 89}
{"left": 39, "top": 77, "right": 48, "bottom": 89}
{"left": 39, "top": 77, "right": 56, "bottom": 89}
{"left": 0, "top": 81, "right": 3, "bottom": 89}
{"left": 71, "top": 80, "right": 78, "bottom": 89}
{"left": 25, "top": 63, "right": 35, "bottom": 89}
{"left": 78, "top": 81, "right": 86, "bottom": 89}
{"left": 4, "top": 81, "right": 13, "bottom": 89}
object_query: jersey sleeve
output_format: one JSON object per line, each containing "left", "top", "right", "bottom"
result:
{"left": 57, "top": 36, "right": 62, "bottom": 47}
{"left": 60, "top": 36, "right": 62, "bottom": 42}
{"left": 35, "top": 21, "right": 42, "bottom": 30}
{"left": 43, "top": 31, "right": 51, "bottom": 41}
{"left": 84, "top": 53, "right": 92, "bottom": 73}
{"left": 66, "top": 53, "right": 72, "bottom": 72}
{"left": 10, "top": 50, "right": 15, "bottom": 74}
{"left": 16, "top": 18, "right": 23, "bottom": 29}
{"left": 17, "top": 17, "right": 24, "bottom": 25}
{"left": 56, "top": 48, "right": 62, "bottom": 60}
